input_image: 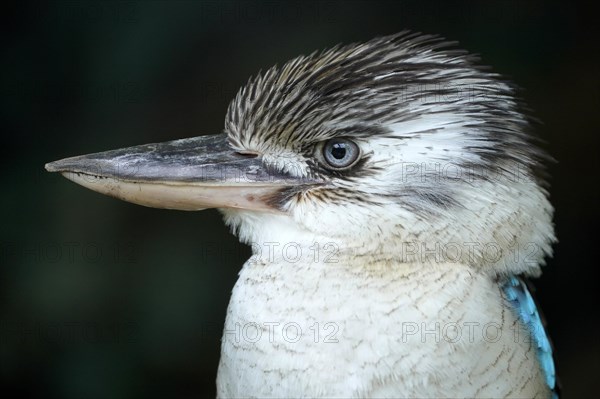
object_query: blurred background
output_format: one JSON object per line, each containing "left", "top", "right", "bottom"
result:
{"left": 1, "top": 1, "right": 597, "bottom": 398}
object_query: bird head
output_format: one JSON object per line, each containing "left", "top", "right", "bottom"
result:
{"left": 46, "top": 32, "right": 555, "bottom": 277}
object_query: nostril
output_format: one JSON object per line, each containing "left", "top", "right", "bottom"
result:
{"left": 235, "top": 151, "right": 259, "bottom": 158}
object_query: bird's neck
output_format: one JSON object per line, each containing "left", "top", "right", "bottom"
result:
{"left": 222, "top": 209, "right": 413, "bottom": 269}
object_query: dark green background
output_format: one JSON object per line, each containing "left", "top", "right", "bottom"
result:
{"left": 2, "top": 1, "right": 597, "bottom": 398}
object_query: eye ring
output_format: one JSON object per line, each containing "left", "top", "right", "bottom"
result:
{"left": 319, "top": 138, "right": 361, "bottom": 170}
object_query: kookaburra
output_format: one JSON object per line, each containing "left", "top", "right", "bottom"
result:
{"left": 46, "top": 32, "right": 557, "bottom": 398}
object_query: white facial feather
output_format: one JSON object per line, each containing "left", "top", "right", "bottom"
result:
{"left": 223, "top": 107, "right": 554, "bottom": 277}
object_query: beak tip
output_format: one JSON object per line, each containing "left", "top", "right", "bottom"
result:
{"left": 45, "top": 161, "right": 59, "bottom": 172}
{"left": 45, "top": 158, "right": 77, "bottom": 173}
{"left": 46, "top": 159, "right": 70, "bottom": 173}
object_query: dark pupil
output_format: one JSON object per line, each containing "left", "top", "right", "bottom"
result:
{"left": 331, "top": 143, "right": 347, "bottom": 160}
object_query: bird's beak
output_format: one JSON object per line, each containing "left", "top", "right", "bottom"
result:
{"left": 45, "top": 134, "right": 314, "bottom": 212}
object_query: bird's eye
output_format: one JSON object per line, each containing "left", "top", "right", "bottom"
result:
{"left": 320, "top": 138, "right": 361, "bottom": 170}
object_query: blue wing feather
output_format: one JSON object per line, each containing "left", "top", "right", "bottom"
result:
{"left": 502, "top": 276, "right": 557, "bottom": 396}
